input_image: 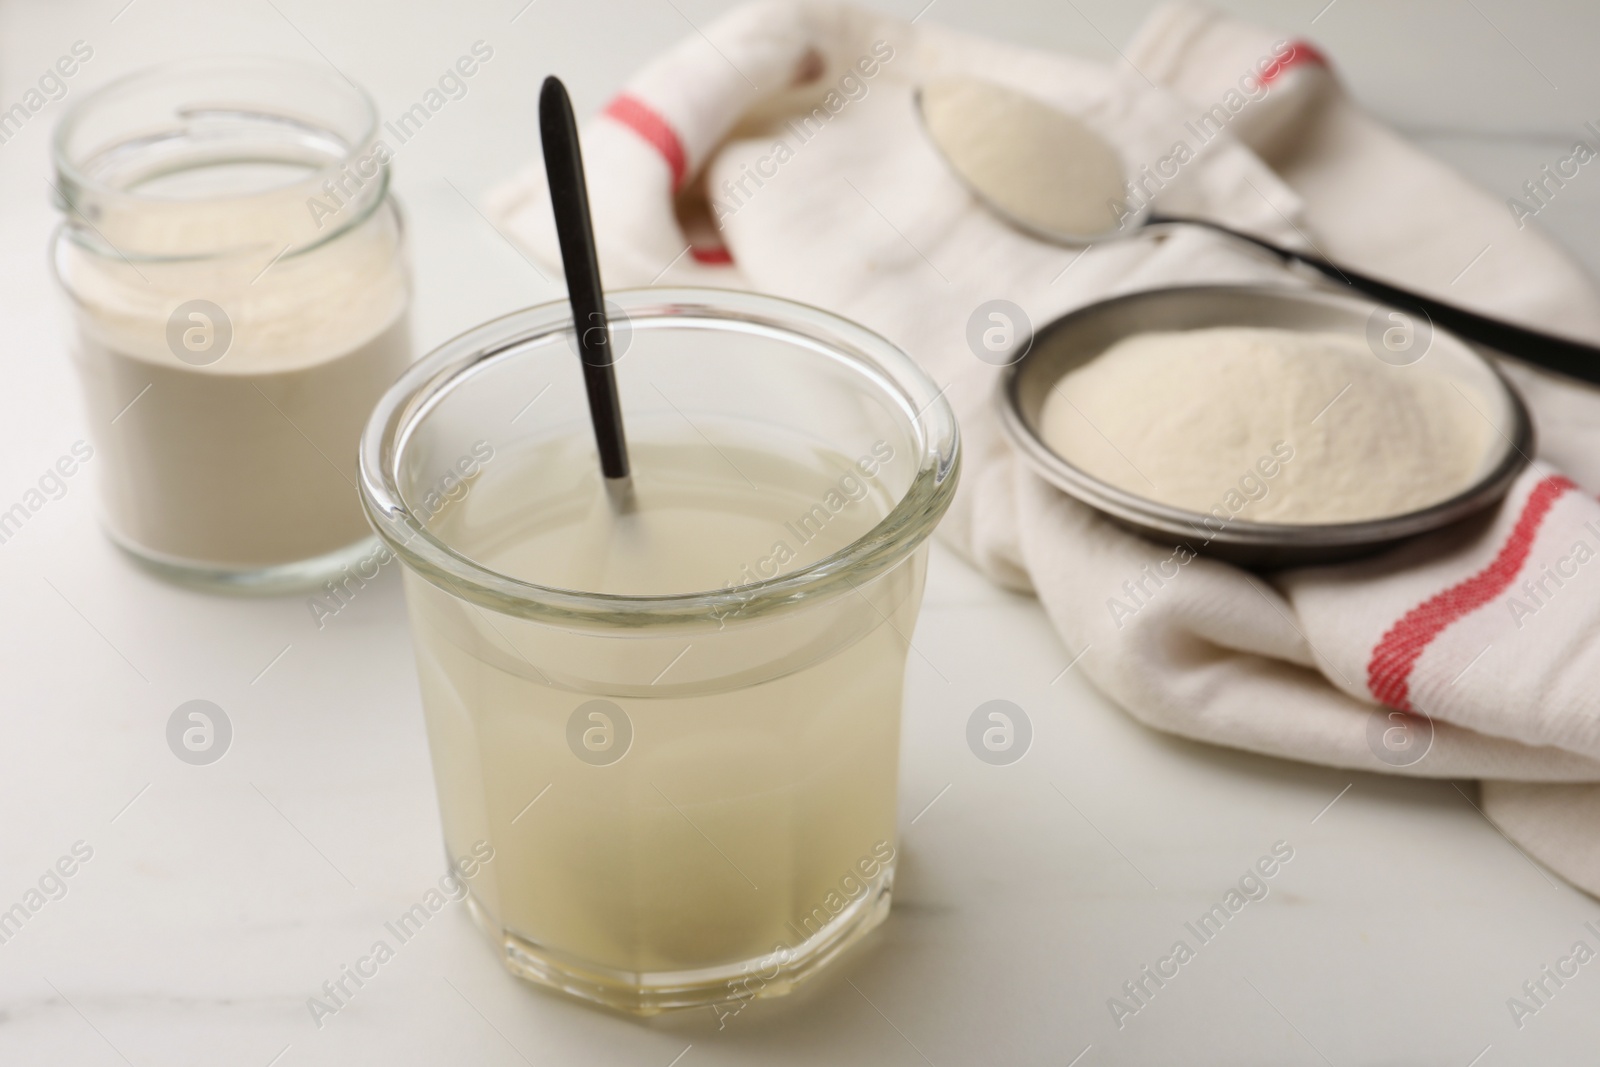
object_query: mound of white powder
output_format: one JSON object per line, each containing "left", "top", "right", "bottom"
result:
{"left": 1037, "top": 327, "right": 1496, "bottom": 524}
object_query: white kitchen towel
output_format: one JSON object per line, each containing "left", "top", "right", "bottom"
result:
{"left": 488, "top": 1, "right": 1600, "bottom": 894}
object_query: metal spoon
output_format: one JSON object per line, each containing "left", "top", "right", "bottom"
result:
{"left": 540, "top": 75, "right": 633, "bottom": 507}
{"left": 916, "top": 76, "right": 1600, "bottom": 387}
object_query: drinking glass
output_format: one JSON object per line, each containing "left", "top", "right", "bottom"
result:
{"left": 358, "top": 288, "right": 959, "bottom": 1014}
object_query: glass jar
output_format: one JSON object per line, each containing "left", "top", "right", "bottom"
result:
{"left": 52, "top": 57, "right": 411, "bottom": 592}
{"left": 358, "top": 289, "right": 960, "bottom": 1014}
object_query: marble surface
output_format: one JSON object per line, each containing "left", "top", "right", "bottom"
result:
{"left": 5, "top": 1, "right": 1600, "bottom": 1064}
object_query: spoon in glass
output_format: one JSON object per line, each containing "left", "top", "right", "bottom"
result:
{"left": 916, "top": 76, "right": 1600, "bottom": 386}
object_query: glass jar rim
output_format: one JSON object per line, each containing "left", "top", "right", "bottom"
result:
{"left": 358, "top": 288, "right": 961, "bottom": 626}
{"left": 51, "top": 55, "right": 387, "bottom": 261}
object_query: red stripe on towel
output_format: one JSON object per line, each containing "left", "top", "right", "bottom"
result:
{"left": 1261, "top": 41, "right": 1331, "bottom": 84}
{"left": 1366, "top": 474, "right": 1575, "bottom": 710}
{"left": 601, "top": 93, "right": 687, "bottom": 192}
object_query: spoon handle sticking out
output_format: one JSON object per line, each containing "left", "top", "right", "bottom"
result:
{"left": 539, "top": 75, "right": 631, "bottom": 481}
{"left": 1150, "top": 213, "right": 1600, "bottom": 386}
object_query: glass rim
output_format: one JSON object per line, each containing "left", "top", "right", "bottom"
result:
{"left": 358, "top": 287, "right": 961, "bottom": 626}
{"left": 51, "top": 55, "right": 387, "bottom": 262}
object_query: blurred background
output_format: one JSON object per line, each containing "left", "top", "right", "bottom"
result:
{"left": 5, "top": 0, "right": 1598, "bottom": 388}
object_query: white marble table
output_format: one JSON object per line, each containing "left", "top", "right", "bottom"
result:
{"left": 5, "top": 1, "right": 1600, "bottom": 1063}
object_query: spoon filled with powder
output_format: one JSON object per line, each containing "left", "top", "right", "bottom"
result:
{"left": 917, "top": 76, "right": 1600, "bottom": 387}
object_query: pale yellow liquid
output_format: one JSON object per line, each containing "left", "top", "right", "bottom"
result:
{"left": 406, "top": 433, "right": 922, "bottom": 980}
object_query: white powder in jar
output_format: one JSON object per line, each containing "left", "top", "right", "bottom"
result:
{"left": 62, "top": 208, "right": 411, "bottom": 570}
{"left": 1037, "top": 327, "right": 1497, "bottom": 524}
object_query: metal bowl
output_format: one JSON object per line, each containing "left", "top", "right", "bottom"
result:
{"left": 997, "top": 284, "right": 1535, "bottom": 568}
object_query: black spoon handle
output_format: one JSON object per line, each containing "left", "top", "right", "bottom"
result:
{"left": 540, "top": 75, "right": 630, "bottom": 479}
{"left": 1149, "top": 213, "right": 1600, "bottom": 387}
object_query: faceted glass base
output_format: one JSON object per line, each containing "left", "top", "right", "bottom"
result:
{"left": 464, "top": 867, "right": 894, "bottom": 1016}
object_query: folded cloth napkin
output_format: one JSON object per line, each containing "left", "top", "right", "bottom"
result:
{"left": 490, "top": 1, "right": 1600, "bottom": 894}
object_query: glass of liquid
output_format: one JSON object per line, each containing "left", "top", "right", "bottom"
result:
{"left": 358, "top": 289, "right": 959, "bottom": 1014}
